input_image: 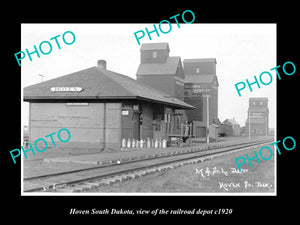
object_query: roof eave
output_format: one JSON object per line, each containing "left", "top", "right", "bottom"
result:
{"left": 23, "top": 96, "right": 195, "bottom": 109}
{"left": 136, "top": 96, "right": 195, "bottom": 110}
{"left": 23, "top": 95, "right": 139, "bottom": 101}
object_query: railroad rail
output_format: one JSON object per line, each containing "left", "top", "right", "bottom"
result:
{"left": 23, "top": 138, "right": 273, "bottom": 193}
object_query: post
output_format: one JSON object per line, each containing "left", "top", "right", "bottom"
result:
{"left": 206, "top": 95, "right": 209, "bottom": 143}
{"left": 102, "top": 103, "right": 106, "bottom": 150}
{"left": 140, "top": 117, "right": 143, "bottom": 141}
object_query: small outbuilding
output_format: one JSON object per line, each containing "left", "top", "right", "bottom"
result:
{"left": 222, "top": 118, "right": 241, "bottom": 136}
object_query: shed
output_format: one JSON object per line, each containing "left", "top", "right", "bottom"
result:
{"left": 222, "top": 118, "right": 241, "bottom": 136}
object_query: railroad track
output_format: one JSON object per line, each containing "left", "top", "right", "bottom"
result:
{"left": 23, "top": 139, "right": 273, "bottom": 193}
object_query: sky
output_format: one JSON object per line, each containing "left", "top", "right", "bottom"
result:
{"left": 21, "top": 23, "right": 276, "bottom": 128}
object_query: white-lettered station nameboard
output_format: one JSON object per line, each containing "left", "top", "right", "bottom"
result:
{"left": 50, "top": 87, "right": 83, "bottom": 92}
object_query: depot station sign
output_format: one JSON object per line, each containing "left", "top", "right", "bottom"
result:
{"left": 50, "top": 87, "right": 83, "bottom": 92}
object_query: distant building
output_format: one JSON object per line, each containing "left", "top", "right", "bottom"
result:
{"left": 222, "top": 118, "right": 241, "bottom": 136}
{"left": 240, "top": 126, "right": 246, "bottom": 136}
{"left": 245, "top": 98, "right": 269, "bottom": 136}
{"left": 209, "top": 124, "right": 219, "bottom": 141}
{"left": 183, "top": 58, "right": 219, "bottom": 125}
{"left": 23, "top": 61, "right": 194, "bottom": 151}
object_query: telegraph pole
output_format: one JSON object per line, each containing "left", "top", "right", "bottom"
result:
{"left": 206, "top": 95, "right": 210, "bottom": 143}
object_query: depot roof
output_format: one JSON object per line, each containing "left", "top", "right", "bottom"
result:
{"left": 23, "top": 66, "right": 195, "bottom": 109}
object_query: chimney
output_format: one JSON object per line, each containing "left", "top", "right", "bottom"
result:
{"left": 97, "top": 60, "right": 107, "bottom": 69}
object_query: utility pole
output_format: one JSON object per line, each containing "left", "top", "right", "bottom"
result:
{"left": 206, "top": 95, "right": 210, "bottom": 143}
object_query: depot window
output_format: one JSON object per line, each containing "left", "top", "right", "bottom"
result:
{"left": 165, "top": 113, "right": 172, "bottom": 133}
{"left": 176, "top": 115, "right": 181, "bottom": 130}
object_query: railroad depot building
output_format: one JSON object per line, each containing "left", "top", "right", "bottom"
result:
{"left": 23, "top": 61, "right": 194, "bottom": 150}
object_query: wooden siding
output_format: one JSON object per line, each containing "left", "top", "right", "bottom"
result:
{"left": 104, "top": 103, "right": 121, "bottom": 148}
{"left": 29, "top": 102, "right": 121, "bottom": 149}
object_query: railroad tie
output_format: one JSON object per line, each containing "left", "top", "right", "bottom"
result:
{"left": 98, "top": 178, "right": 117, "bottom": 185}
{"left": 85, "top": 182, "right": 102, "bottom": 188}
{"left": 126, "top": 174, "right": 138, "bottom": 179}
{"left": 108, "top": 176, "right": 122, "bottom": 183}
{"left": 69, "top": 184, "right": 91, "bottom": 192}
{"left": 135, "top": 171, "right": 147, "bottom": 176}
{"left": 146, "top": 168, "right": 157, "bottom": 174}
{"left": 157, "top": 166, "right": 165, "bottom": 171}
{"left": 56, "top": 188, "right": 76, "bottom": 193}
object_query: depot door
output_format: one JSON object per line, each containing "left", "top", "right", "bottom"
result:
{"left": 132, "top": 112, "right": 140, "bottom": 140}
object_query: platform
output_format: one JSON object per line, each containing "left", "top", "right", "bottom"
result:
{"left": 43, "top": 136, "right": 271, "bottom": 165}
{"left": 43, "top": 142, "right": 225, "bottom": 165}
